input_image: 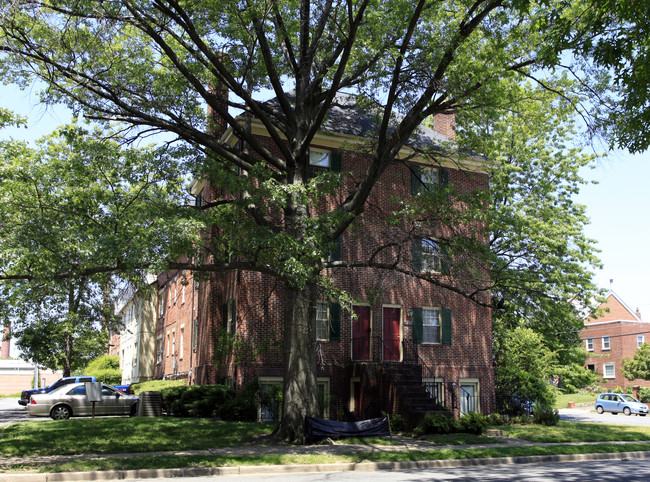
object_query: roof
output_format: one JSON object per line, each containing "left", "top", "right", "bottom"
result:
{"left": 584, "top": 290, "right": 643, "bottom": 324}
{"left": 261, "top": 91, "right": 454, "bottom": 150}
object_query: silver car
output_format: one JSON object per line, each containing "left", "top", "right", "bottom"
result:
{"left": 595, "top": 393, "right": 649, "bottom": 416}
{"left": 27, "top": 382, "right": 139, "bottom": 420}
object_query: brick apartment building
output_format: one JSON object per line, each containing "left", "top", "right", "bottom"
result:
{"left": 583, "top": 291, "right": 650, "bottom": 390}
{"left": 150, "top": 92, "right": 495, "bottom": 421}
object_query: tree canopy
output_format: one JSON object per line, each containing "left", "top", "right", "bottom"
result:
{"left": 0, "top": 0, "right": 619, "bottom": 440}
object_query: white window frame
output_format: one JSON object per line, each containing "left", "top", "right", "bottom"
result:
{"left": 603, "top": 363, "right": 615, "bottom": 379}
{"left": 166, "top": 331, "right": 170, "bottom": 357}
{"left": 420, "top": 238, "right": 443, "bottom": 273}
{"left": 157, "top": 335, "right": 163, "bottom": 363}
{"left": 309, "top": 149, "right": 331, "bottom": 171}
{"left": 422, "top": 307, "right": 441, "bottom": 344}
{"left": 179, "top": 325, "right": 185, "bottom": 360}
{"left": 158, "top": 289, "right": 165, "bottom": 317}
{"left": 602, "top": 336, "right": 610, "bottom": 350}
{"left": 586, "top": 338, "right": 594, "bottom": 351}
{"left": 638, "top": 335, "right": 645, "bottom": 348}
{"left": 420, "top": 166, "right": 439, "bottom": 192}
{"left": 316, "top": 301, "right": 330, "bottom": 341}
{"left": 459, "top": 378, "right": 480, "bottom": 415}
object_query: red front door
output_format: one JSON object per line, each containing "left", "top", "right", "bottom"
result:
{"left": 383, "top": 306, "right": 401, "bottom": 361}
{"left": 352, "top": 305, "right": 371, "bottom": 361}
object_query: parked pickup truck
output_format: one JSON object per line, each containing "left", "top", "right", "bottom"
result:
{"left": 19, "top": 376, "right": 96, "bottom": 406}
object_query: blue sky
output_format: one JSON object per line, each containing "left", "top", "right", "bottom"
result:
{"left": 2, "top": 84, "right": 649, "bottom": 318}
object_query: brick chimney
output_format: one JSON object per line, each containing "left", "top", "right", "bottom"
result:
{"left": 207, "top": 83, "right": 229, "bottom": 139}
{"left": 636, "top": 308, "right": 642, "bottom": 320}
{"left": 431, "top": 113, "right": 456, "bottom": 141}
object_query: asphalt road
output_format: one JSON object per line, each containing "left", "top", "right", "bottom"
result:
{"left": 558, "top": 407, "right": 650, "bottom": 427}
{"left": 0, "top": 397, "right": 30, "bottom": 426}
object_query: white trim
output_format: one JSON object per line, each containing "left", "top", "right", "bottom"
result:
{"left": 602, "top": 336, "right": 610, "bottom": 350}
{"left": 603, "top": 363, "right": 615, "bottom": 379}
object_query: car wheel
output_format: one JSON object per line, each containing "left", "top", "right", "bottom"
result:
{"left": 596, "top": 406, "right": 604, "bottom": 414}
{"left": 623, "top": 407, "right": 632, "bottom": 416}
{"left": 50, "top": 405, "right": 71, "bottom": 420}
{"left": 130, "top": 403, "right": 138, "bottom": 417}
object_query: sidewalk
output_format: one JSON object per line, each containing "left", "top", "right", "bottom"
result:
{"left": 4, "top": 435, "right": 650, "bottom": 481}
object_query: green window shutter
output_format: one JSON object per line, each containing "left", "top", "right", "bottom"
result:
{"left": 413, "top": 307, "right": 423, "bottom": 343}
{"left": 411, "top": 165, "right": 422, "bottom": 194}
{"left": 440, "top": 242, "right": 451, "bottom": 275}
{"left": 230, "top": 298, "right": 237, "bottom": 332}
{"left": 439, "top": 169, "right": 450, "bottom": 188}
{"left": 331, "top": 151, "right": 342, "bottom": 172}
{"left": 441, "top": 308, "right": 452, "bottom": 345}
{"left": 329, "top": 302, "right": 341, "bottom": 341}
{"left": 329, "top": 235, "right": 341, "bottom": 262}
{"left": 222, "top": 303, "right": 228, "bottom": 330}
{"left": 412, "top": 238, "right": 422, "bottom": 271}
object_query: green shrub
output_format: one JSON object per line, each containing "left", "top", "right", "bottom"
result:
{"left": 131, "top": 379, "right": 186, "bottom": 395}
{"left": 459, "top": 412, "right": 489, "bottom": 435}
{"left": 218, "top": 380, "right": 260, "bottom": 421}
{"left": 389, "top": 414, "right": 406, "bottom": 433}
{"left": 161, "top": 385, "right": 235, "bottom": 418}
{"left": 84, "top": 355, "right": 122, "bottom": 385}
{"left": 638, "top": 388, "right": 650, "bottom": 403}
{"left": 421, "top": 413, "right": 459, "bottom": 434}
{"left": 533, "top": 403, "right": 560, "bottom": 426}
{"left": 486, "top": 413, "right": 507, "bottom": 426}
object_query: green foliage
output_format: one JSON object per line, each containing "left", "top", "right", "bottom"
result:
{"left": 494, "top": 326, "right": 557, "bottom": 414}
{"left": 532, "top": 404, "right": 560, "bottom": 426}
{"left": 218, "top": 381, "right": 262, "bottom": 422}
{"left": 622, "top": 343, "right": 650, "bottom": 381}
{"left": 161, "top": 385, "right": 235, "bottom": 418}
{"left": 84, "top": 355, "right": 122, "bottom": 385}
{"left": 638, "top": 388, "right": 650, "bottom": 403}
{"left": 130, "top": 379, "right": 186, "bottom": 395}
{"left": 420, "top": 413, "right": 460, "bottom": 434}
{"left": 459, "top": 412, "right": 489, "bottom": 435}
{"left": 388, "top": 414, "right": 406, "bottom": 433}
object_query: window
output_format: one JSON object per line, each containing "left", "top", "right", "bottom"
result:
{"left": 180, "top": 326, "right": 184, "bottom": 360}
{"left": 602, "top": 336, "right": 610, "bottom": 350}
{"left": 223, "top": 299, "right": 237, "bottom": 333}
{"left": 316, "top": 302, "right": 341, "bottom": 341}
{"left": 638, "top": 335, "right": 645, "bottom": 348}
{"left": 423, "top": 378, "right": 444, "bottom": 406}
{"left": 413, "top": 238, "right": 448, "bottom": 273}
{"left": 411, "top": 165, "right": 449, "bottom": 194}
{"left": 459, "top": 379, "right": 479, "bottom": 415}
{"left": 587, "top": 364, "right": 595, "bottom": 371}
{"left": 413, "top": 307, "right": 451, "bottom": 345}
{"left": 171, "top": 330, "right": 176, "bottom": 356}
{"left": 158, "top": 289, "right": 165, "bottom": 317}
{"left": 307, "top": 149, "right": 341, "bottom": 178}
{"left": 166, "top": 332, "right": 170, "bottom": 357}
{"left": 156, "top": 335, "right": 163, "bottom": 363}
{"left": 586, "top": 338, "right": 594, "bottom": 351}
{"left": 193, "top": 317, "right": 198, "bottom": 350}
{"left": 181, "top": 280, "right": 186, "bottom": 305}
{"left": 422, "top": 308, "right": 441, "bottom": 344}
{"left": 603, "top": 363, "right": 615, "bottom": 379}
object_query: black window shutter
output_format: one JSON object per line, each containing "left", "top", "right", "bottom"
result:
{"left": 413, "top": 307, "right": 423, "bottom": 343}
{"left": 331, "top": 151, "right": 342, "bottom": 172}
{"left": 441, "top": 308, "right": 452, "bottom": 345}
{"left": 329, "top": 302, "right": 341, "bottom": 341}
{"left": 411, "top": 165, "right": 422, "bottom": 194}
{"left": 412, "top": 238, "right": 422, "bottom": 271}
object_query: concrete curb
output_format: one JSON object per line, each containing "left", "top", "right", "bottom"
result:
{"left": 4, "top": 450, "right": 650, "bottom": 481}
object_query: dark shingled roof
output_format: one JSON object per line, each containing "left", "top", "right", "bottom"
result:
{"left": 261, "top": 92, "right": 452, "bottom": 150}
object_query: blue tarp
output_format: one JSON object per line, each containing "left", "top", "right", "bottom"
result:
{"left": 304, "top": 416, "right": 390, "bottom": 442}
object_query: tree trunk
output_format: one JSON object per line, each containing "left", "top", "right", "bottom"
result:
{"left": 63, "top": 331, "right": 72, "bottom": 377}
{"left": 274, "top": 282, "right": 320, "bottom": 443}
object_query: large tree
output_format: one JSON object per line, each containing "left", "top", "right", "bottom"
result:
{"left": 0, "top": 0, "right": 608, "bottom": 441}
{"left": 0, "top": 123, "right": 187, "bottom": 374}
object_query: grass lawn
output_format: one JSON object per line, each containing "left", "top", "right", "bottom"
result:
{"left": 555, "top": 391, "right": 597, "bottom": 409}
{"left": 4, "top": 418, "right": 650, "bottom": 473}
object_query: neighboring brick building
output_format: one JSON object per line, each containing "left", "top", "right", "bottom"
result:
{"left": 152, "top": 93, "right": 495, "bottom": 421}
{"left": 582, "top": 291, "right": 650, "bottom": 390}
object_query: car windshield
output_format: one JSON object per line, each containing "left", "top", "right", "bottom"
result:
{"left": 621, "top": 394, "right": 639, "bottom": 402}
